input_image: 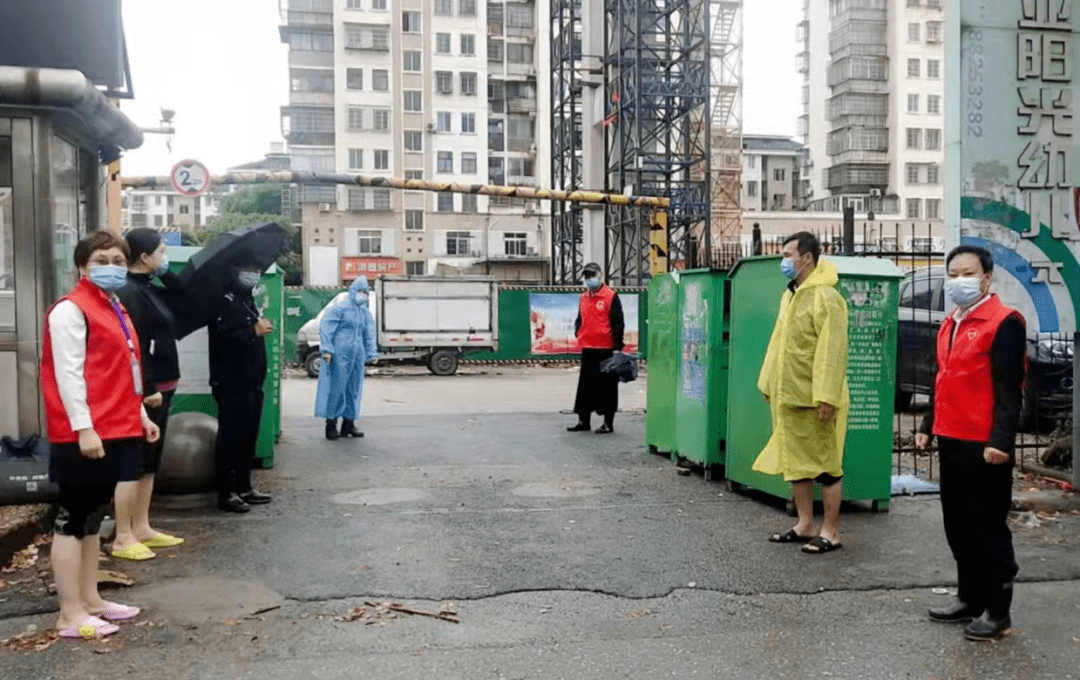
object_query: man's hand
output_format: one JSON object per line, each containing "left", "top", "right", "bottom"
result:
{"left": 254, "top": 318, "right": 274, "bottom": 337}
{"left": 323, "top": 352, "right": 332, "bottom": 366}
{"left": 915, "top": 433, "right": 931, "bottom": 451}
{"left": 143, "top": 392, "right": 163, "bottom": 409}
{"left": 983, "top": 446, "right": 1010, "bottom": 465}
{"left": 762, "top": 392, "right": 770, "bottom": 404}
{"left": 143, "top": 418, "right": 161, "bottom": 444}
{"left": 77, "top": 429, "right": 105, "bottom": 460}
{"left": 817, "top": 402, "right": 837, "bottom": 422}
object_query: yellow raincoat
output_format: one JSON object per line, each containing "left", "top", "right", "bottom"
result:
{"left": 753, "top": 259, "right": 849, "bottom": 482}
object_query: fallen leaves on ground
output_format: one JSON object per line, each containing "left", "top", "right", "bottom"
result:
{"left": 2, "top": 545, "right": 39, "bottom": 573}
{"left": 2, "top": 627, "right": 60, "bottom": 652}
{"left": 628, "top": 609, "right": 652, "bottom": 619}
{"left": 338, "top": 601, "right": 459, "bottom": 625}
{"left": 97, "top": 570, "right": 134, "bottom": 587}
{"left": 222, "top": 619, "right": 240, "bottom": 626}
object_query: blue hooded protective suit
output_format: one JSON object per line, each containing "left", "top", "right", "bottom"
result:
{"left": 313, "top": 277, "right": 378, "bottom": 420}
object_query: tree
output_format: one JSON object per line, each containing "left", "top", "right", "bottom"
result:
{"left": 217, "top": 185, "right": 284, "bottom": 216}
{"left": 187, "top": 212, "right": 303, "bottom": 285}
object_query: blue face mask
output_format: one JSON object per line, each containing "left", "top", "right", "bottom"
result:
{"left": 88, "top": 264, "right": 128, "bottom": 293}
{"left": 153, "top": 254, "right": 169, "bottom": 277}
{"left": 780, "top": 257, "right": 802, "bottom": 280}
{"left": 585, "top": 277, "right": 601, "bottom": 290}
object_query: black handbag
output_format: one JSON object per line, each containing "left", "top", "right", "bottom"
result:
{"left": 600, "top": 352, "right": 639, "bottom": 383}
{"left": 0, "top": 435, "right": 59, "bottom": 505}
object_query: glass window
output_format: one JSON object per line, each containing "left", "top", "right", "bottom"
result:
{"left": 437, "top": 151, "right": 453, "bottom": 173}
{"left": 405, "top": 170, "right": 423, "bottom": 180}
{"left": 908, "top": 23, "right": 920, "bottom": 42}
{"left": 460, "top": 72, "right": 477, "bottom": 96}
{"left": 436, "top": 33, "right": 451, "bottom": 54}
{"left": 347, "top": 0, "right": 362, "bottom": 8}
{"left": 348, "top": 188, "right": 366, "bottom": 210}
{"left": 374, "top": 149, "right": 389, "bottom": 170}
{"left": 373, "top": 109, "right": 390, "bottom": 131}
{"left": 402, "top": 11, "right": 421, "bottom": 32}
{"left": 461, "top": 113, "right": 476, "bottom": 133}
{"left": 404, "top": 131, "right": 423, "bottom": 152}
{"left": 907, "top": 94, "right": 919, "bottom": 113}
{"left": 461, "top": 34, "right": 475, "bottom": 56}
{"left": 405, "top": 209, "right": 424, "bottom": 230}
{"left": 404, "top": 50, "right": 421, "bottom": 72}
{"left": 372, "top": 189, "right": 391, "bottom": 211}
{"left": 926, "top": 199, "right": 941, "bottom": 219}
{"left": 907, "top": 58, "right": 920, "bottom": 78}
{"left": 927, "top": 21, "right": 943, "bottom": 43}
{"left": 927, "top": 164, "right": 940, "bottom": 184}
{"left": 53, "top": 137, "right": 81, "bottom": 299}
{"left": 348, "top": 107, "right": 364, "bottom": 130}
{"left": 446, "top": 230, "right": 470, "bottom": 254}
{"left": 353, "top": 230, "right": 382, "bottom": 254}
{"left": 488, "top": 39, "right": 504, "bottom": 62}
{"left": 927, "top": 95, "right": 941, "bottom": 115}
{"left": 437, "top": 112, "right": 452, "bottom": 132}
{"left": 507, "top": 43, "right": 532, "bottom": 63}
{"left": 435, "top": 0, "right": 453, "bottom": 15}
{"left": 927, "top": 59, "right": 940, "bottom": 79}
{"left": 461, "top": 194, "right": 478, "bottom": 213}
{"left": 504, "top": 232, "right": 527, "bottom": 256}
{"left": 436, "top": 71, "right": 453, "bottom": 94}
{"left": 899, "top": 278, "right": 933, "bottom": 308}
{"left": 372, "top": 0, "right": 386, "bottom": 8}
{"left": 906, "top": 164, "right": 920, "bottom": 184}
{"left": 347, "top": 68, "right": 363, "bottom": 90}
{"left": 404, "top": 90, "right": 422, "bottom": 112}
{"left": 373, "top": 70, "right": 389, "bottom": 91}
{"left": 0, "top": 136, "right": 13, "bottom": 331}
{"left": 460, "top": 0, "right": 476, "bottom": 16}
{"left": 906, "top": 128, "right": 921, "bottom": 149}
{"left": 906, "top": 198, "right": 921, "bottom": 219}
{"left": 438, "top": 192, "right": 455, "bottom": 212}
{"left": 925, "top": 128, "right": 941, "bottom": 150}
{"left": 349, "top": 148, "right": 364, "bottom": 169}
{"left": 461, "top": 152, "right": 478, "bottom": 174}
{"left": 406, "top": 261, "right": 425, "bottom": 275}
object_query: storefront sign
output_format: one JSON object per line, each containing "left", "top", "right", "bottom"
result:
{"left": 341, "top": 257, "right": 403, "bottom": 281}
{"left": 950, "top": 0, "right": 1080, "bottom": 333}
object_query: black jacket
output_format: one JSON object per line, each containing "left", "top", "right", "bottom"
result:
{"left": 116, "top": 271, "right": 182, "bottom": 394}
{"left": 208, "top": 288, "right": 268, "bottom": 390}
{"left": 919, "top": 316, "right": 1026, "bottom": 457}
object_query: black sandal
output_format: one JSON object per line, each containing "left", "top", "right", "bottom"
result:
{"left": 801, "top": 536, "right": 842, "bottom": 554}
{"left": 769, "top": 528, "right": 813, "bottom": 543}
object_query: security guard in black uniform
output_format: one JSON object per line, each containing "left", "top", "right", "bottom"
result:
{"left": 209, "top": 265, "right": 274, "bottom": 513}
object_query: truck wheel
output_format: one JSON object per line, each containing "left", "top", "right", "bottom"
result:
{"left": 304, "top": 349, "right": 322, "bottom": 379}
{"left": 428, "top": 350, "right": 459, "bottom": 376}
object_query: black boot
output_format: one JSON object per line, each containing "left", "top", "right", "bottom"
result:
{"left": 340, "top": 418, "right": 364, "bottom": 438}
{"left": 965, "top": 582, "right": 1013, "bottom": 641}
{"left": 928, "top": 600, "right": 983, "bottom": 623}
{"left": 567, "top": 419, "right": 591, "bottom": 432}
{"left": 218, "top": 493, "right": 250, "bottom": 513}
{"left": 325, "top": 418, "right": 340, "bottom": 440}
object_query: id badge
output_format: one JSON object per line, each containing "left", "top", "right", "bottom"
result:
{"left": 131, "top": 359, "right": 143, "bottom": 396}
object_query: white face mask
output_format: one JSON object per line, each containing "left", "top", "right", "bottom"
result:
{"left": 944, "top": 276, "right": 984, "bottom": 308}
{"left": 237, "top": 271, "right": 260, "bottom": 289}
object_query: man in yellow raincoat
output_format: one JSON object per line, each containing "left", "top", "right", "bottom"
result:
{"left": 755, "top": 232, "right": 849, "bottom": 554}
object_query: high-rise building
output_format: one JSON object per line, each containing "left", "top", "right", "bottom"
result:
{"left": 797, "top": 0, "right": 944, "bottom": 221}
{"left": 279, "top": 0, "right": 550, "bottom": 285}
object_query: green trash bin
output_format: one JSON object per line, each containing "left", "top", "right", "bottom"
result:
{"left": 167, "top": 246, "right": 284, "bottom": 468}
{"left": 645, "top": 273, "right": 680, "bottom": 456}
{"left": 724, "top": 255, "right": 902, "bottom": 511}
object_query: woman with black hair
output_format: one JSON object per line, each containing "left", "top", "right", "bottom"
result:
{"left": 111, "top": 228, "right": 185, "bottom": 559}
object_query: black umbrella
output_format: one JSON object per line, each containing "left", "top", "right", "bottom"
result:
{"left": 172, "top": 222, "right": 289, "bottom": 338}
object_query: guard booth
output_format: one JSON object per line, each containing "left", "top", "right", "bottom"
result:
{"left": 0, "top": 68, "right": 143, "bottom": 440}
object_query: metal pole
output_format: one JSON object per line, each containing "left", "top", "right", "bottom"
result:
{"left": 1073, "top": 331, "right": 1079, "bottom": 491}
{"left": 842, "top": 206, "right": 855, "bottom": 254}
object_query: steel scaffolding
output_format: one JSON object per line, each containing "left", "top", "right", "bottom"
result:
{"left": 709, "top": 0, "right": 742, "bottom": 266}
{"left": 550, "top": 0, "right": 585, "bottom": 284}
{"left": 604, "top": 0, "right": 713, "bottom": 285}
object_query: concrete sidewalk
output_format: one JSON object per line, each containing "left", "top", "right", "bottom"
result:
{"left": 1, "top": 371, "right": 1078, "bottom": 680}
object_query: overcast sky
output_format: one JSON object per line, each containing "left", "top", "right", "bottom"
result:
{"left": 118, "top": 0, "right": 800, "bottom": 177}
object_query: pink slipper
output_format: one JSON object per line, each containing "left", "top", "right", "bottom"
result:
{"left": 58, "top": 615, "right": 119, "bottom": 639}
{"left": 97, "top": 602, "right": 140, "bottom": 621}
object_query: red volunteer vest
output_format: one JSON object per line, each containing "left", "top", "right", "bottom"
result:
{"left": 932, "top": 294, "right": 1024, "bottom": 443}
{"left": 578, "top": 285, "right": 616, "bottom": 349}
{"left": 40, "top": 277, "right": 145, "bottom": 444}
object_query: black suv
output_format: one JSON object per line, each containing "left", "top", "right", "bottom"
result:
{"left": 896, "top": 267, "right": 1074, "bottom": 430}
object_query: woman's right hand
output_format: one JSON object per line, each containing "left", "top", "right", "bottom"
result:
{"left": 143, "top": 392, "right": 163, "bottom": 408}
{"left": 77, "top": 428, "right": 106, "bottom": 460}
{"left": 915, "top": 433, "right": 931, "bottom": 451}
{"left": 323, "top": 352, "right": 332, "bottom": 365}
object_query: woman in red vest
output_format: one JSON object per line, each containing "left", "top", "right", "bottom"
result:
{"left": 916, "top": 245, "right": 1026, "bottom": 642}
{"left": 567, "top": 263, "right": 625, "bottom": 434}
{"left": 41, "top": 231, "right": 160, "bottom": 639}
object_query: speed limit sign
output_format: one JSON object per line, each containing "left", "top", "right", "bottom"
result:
{"left": 170, "top": 159, "right": 211, "bottom": 197}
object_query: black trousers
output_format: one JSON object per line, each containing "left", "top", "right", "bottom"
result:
{"left": 213, "top": 387, "right": 263, "bottom": 497}
{"left": 573, "top": 349, "right": 618, "bottom": 421}
{"left": 938, "top": 437, "right": 1019, "bottom": 615}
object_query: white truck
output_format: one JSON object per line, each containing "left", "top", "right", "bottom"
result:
{"left": 296, "top": 276, "right": 499, "bottom": 377}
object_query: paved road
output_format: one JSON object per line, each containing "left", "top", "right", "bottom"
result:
{"left": 2, "top": 369, "right": 1078, "bottom": 680}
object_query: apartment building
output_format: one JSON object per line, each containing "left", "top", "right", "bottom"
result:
{"left": 121, "top": 188, "right": 220, "bottom": 231}
{"left": 797, "top": 0, "right": 944, "bottom": 220}
{"left": 279, "top": 0, "right": 550, "bottom": 286}
{"left": 741, "top": 135, "right": 803, "bottom": 212}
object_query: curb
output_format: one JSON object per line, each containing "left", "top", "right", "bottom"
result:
{"left": 0, "top": 504, "right": 55, "bottom": 569}
{"left": 1012, "top": 489, "right": 1080, "bottom": 514}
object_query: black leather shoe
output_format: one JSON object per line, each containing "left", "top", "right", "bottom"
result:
{"left": 218, "top": 493, "right": 250, "bottom": 513}
{"left": 964, "top": 612, "right": 1011, "bottom": 641}
{"left": 928, "top": 600, "right": 983, "bottom": 623}
{"left": 340, "top": 419, "right": 364, "bottom": 438}
{"left": 595, "top": 424, "right": 614, "bottom": 434}
{"left": 567, "top": 422, "right": 591, "bottom": 432}
{"left": 325, "top": 419, "right": 340, "bottom": 440}
{"left": 239, "top": 489, "right": 272, "bottom": 505}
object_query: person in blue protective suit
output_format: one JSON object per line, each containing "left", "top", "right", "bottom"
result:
{"left": 314, "top": 277, "right": 378, "bottom": 440}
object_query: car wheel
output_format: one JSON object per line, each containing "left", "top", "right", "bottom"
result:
{"left": 427, "top": 350, "right": 459, "bottom": 376}
{"left": 894, "top": 389, "right": 913, "bottom": 413}
{"left": 304, "top": 349, "right": 322, "bottom": 379}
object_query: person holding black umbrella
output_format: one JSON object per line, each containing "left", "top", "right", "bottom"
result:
{"left": 208, "top": 264, "right": 274, "bottom": 513}
{"left": 111, "top": 228, "right": 185, "bottom": 559}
